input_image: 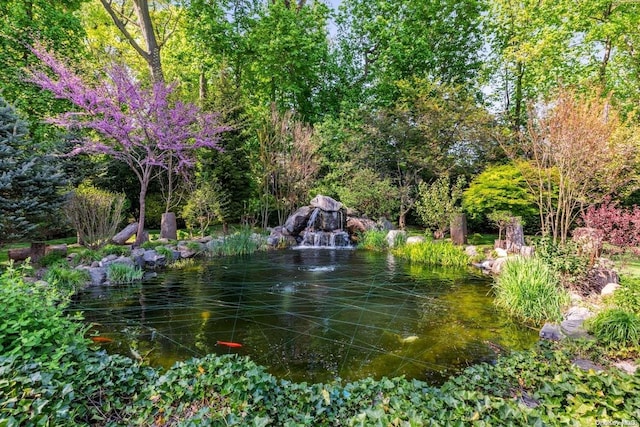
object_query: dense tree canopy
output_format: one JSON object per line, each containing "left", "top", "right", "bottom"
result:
{"left": 2, "top": 0, "right": 640, "bottom": 235}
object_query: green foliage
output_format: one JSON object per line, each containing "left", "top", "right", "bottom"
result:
{"left": 210, "top": 228, "right": 266, "bottom": 257}
{"left": 463, "top": 163, "right": 538, "bottom": 233}
{"left": 587, "top": 309, "right": 640, "bottom": 349}
{"left": 535, "top": 237, "right": 590, "bottom": 281}
{"left": 169, "top": 258, "right": 198, "bottom": 270}
{"left": 43, "top": 265, "right": 89, "bottom": 294}
{"left": 1, "top": 264, "right": 639, "bottom": 426}
{"left": 0, "top": 261, "right": 89, "bottom": 369}
{"left": 0, "top": 97, "right": 66, "bottom": 246}
{"left": 154, "top": 246, "right": 174, "bottom": 261}
{"left": 99, "top": 244, "right": 131, "bottom": 258}
{"left": 335, "top": 168, "right": 399, "bottom": 220}
{"left": 37, "top": 250, "right": 67, "bottom": 268}
{"left": 106, "top": 263, "right": 144, "bottom": 285}
{"left": 182, "top": 180, "right": 230, "bottom": 238}
{"left": 415, "top": 176, "right": 466, "bottom": 239}
{"left": 358, "top": 230, "right": 388, "bottom": 251}
{"left": 393, "top": 241, "right": 470, "bottom": 268}
{"left": 65, "top": 184, "right": 126, "bottom": 250}
{"left": 613, "top": 276, "right": 640, "bottom": 314}
{"left": 70, "top": 248, "right": 101, "bottom": 266}
{"left": 493, "top": 257, "right": 569, "bottom": 325}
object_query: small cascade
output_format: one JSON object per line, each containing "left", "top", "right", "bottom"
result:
{"left": 306, "top": 208, "right": 321, "bottom": 231}
{"left": 298, "top": 230, "right": 351, "bottom": 249}
{"left": 270, "top": 195, "right": 355, "bottom": 249}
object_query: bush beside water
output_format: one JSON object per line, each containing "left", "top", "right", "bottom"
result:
{"left": 493, "top": 257, "right": 570, "bottom": 325}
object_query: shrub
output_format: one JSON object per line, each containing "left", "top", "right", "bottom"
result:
{"left": 462, "top": 163, "right": 538, "bottom": 233}
{"left": 535, "top": 237, "right": 590, "bottom": 281}
{"left": 587, "top": 309, "right": 640, "bottom": 348}
{"left": 393, "top": 240, "right": 469, "bottom": 267}
{"left": 358, "top": 230, "right": 388, "bottom": 251}
{"left": 70, "top": 248, "right": 101, "bottom": 266}
{"left": 106, "top": 263, "right": 144, "bottom": 284}
{"left": 65, "top": 184, "right": 126, "bottom": 250}
{"left": 37, "top": 250, "right": 67, "bottom": 267}
{"left": 613, "top": 277, "right": 640, "bottom": 314}
{"left": 493, "top": 257, "right": 569, "bottom": 325}
{"left": 182, "top": 180, "right": 230, "bottom": 238}
{"left": 43, "top": 265, "right": 89, "bottom": 294}
{"left": 415, "top": 176, "right": 465, "bottom": 239}
{"left": 0, "top": 261, "right": 89, "bottom": 368}
{"left": 99, "top": 244, "right": 131, "bottom": 257}
{"left": 582, "top": 196, "right": 640, "bottom": 250}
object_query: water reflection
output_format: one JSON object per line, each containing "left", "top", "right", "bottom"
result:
{"left": 72, "top": 249, "right": 537, "bottom": 384}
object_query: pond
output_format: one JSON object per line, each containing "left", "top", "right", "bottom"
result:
{"left": 71, "top": 249, "right": 538, "bottom": 384}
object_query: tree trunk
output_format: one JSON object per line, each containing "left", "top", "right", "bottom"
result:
{"left": 132, "top": 0, "right": 164, "bottom": 83}
{"left": 161, "top": 212, "right": 178, "bottom": 240}
{"left": 135, "top": 186, "right": 148, "bottom": 246}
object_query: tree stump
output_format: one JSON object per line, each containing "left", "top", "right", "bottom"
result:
{"left": 30, "top": 241, "right": 46, "bottom": 262}
{"left": 450, "top": 213, "right": 468, "bottom": 245}
{"left": 160, "top": 212, "right": 178, "bottom": 240}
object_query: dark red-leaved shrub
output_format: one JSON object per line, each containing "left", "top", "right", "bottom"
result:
{"left": 581, "top": 196, "right": 640, "bottom": 250}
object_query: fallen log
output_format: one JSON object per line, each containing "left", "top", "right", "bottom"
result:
{"left": 112, "top": 222, "right": 139, "bottom": 245}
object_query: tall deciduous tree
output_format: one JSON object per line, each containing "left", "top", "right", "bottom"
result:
{"left": 0, "top": 0, "right": 86, "bottom": 142}
{"left": 27, "top": 45, "right": 226, "bottom": 245}
{"left": 336, "top": 0, "right": 486, "bottom": 105}
{"left": 0, "top": 97, "right": 66, "bottom": 246}
{"left": 513, "top": 89, "right": 638, "bottom": 244}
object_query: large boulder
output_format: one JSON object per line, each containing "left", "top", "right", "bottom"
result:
{"left": 284, "top": 206, "right": 314, "bottom": 234}
{"left": 346, "top": 216, "right": 378, "bottom": 235}
{"left": 310, "top": 195, "right": 343, "bottom": 212}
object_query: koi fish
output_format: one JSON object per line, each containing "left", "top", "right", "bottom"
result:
{"left": 90, "top": 336, "right": 113, "bottom": 343}
{"left": 216, "top": 340, "right": 243, "bottom": 348}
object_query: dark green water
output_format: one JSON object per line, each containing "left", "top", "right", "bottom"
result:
{"left": 72, "top": 249, "right": 537, "bottom": 384}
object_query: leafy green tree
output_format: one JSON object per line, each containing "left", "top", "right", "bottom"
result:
{"left": 415, "top": 176, "right": 465, "bottom": 239}
{"left": 0, "top": 0, "right": 86, "bottom": 142}
{"left": 187, "top": 0, "right": 331, "bottom": 122}
{"left": 336, "top": 168, "right": 399, "bottom": 220}
{"left": 336, "top": 0, "right": 486, "bottom": 105}
{"left": 462, "top": 163, "right": 538, "bottom": 233}
{"left": 0, "top": 98, "right": 66, "bottom": 246}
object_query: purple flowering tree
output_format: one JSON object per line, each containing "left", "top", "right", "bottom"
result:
{"left": 27, "top": 44, "right": 227, "bottom": 245}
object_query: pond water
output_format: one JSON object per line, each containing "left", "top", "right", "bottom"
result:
{"left": 71, "top": 249, "right": 538, "bottom": 384}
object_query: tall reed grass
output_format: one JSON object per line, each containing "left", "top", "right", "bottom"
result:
{"left": 107, "top": 263, "right": 144, "bottom": 284}
{"left": 359, "top": 230, "right": 389, "bottom": 251}
{"left": 493, "top": 257, "right": 569, "bottom": 325}
{"left": 211, "top": 228, "right": 266, "bottom": 257}
{"left": 393, "top": 240, "right": 469, "bottom": 267}
{"left": 587, "top": 308, "right": 640, "bottom": 348}
{"left": 43, "top": 265, "right": 90, "bottom": 294}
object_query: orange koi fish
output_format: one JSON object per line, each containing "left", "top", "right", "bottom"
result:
{"left": 216, "top": 340, "right": 243, "bottom": 348}
{"left": 90, "top": 336, "right": 114, "bottom": 343}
